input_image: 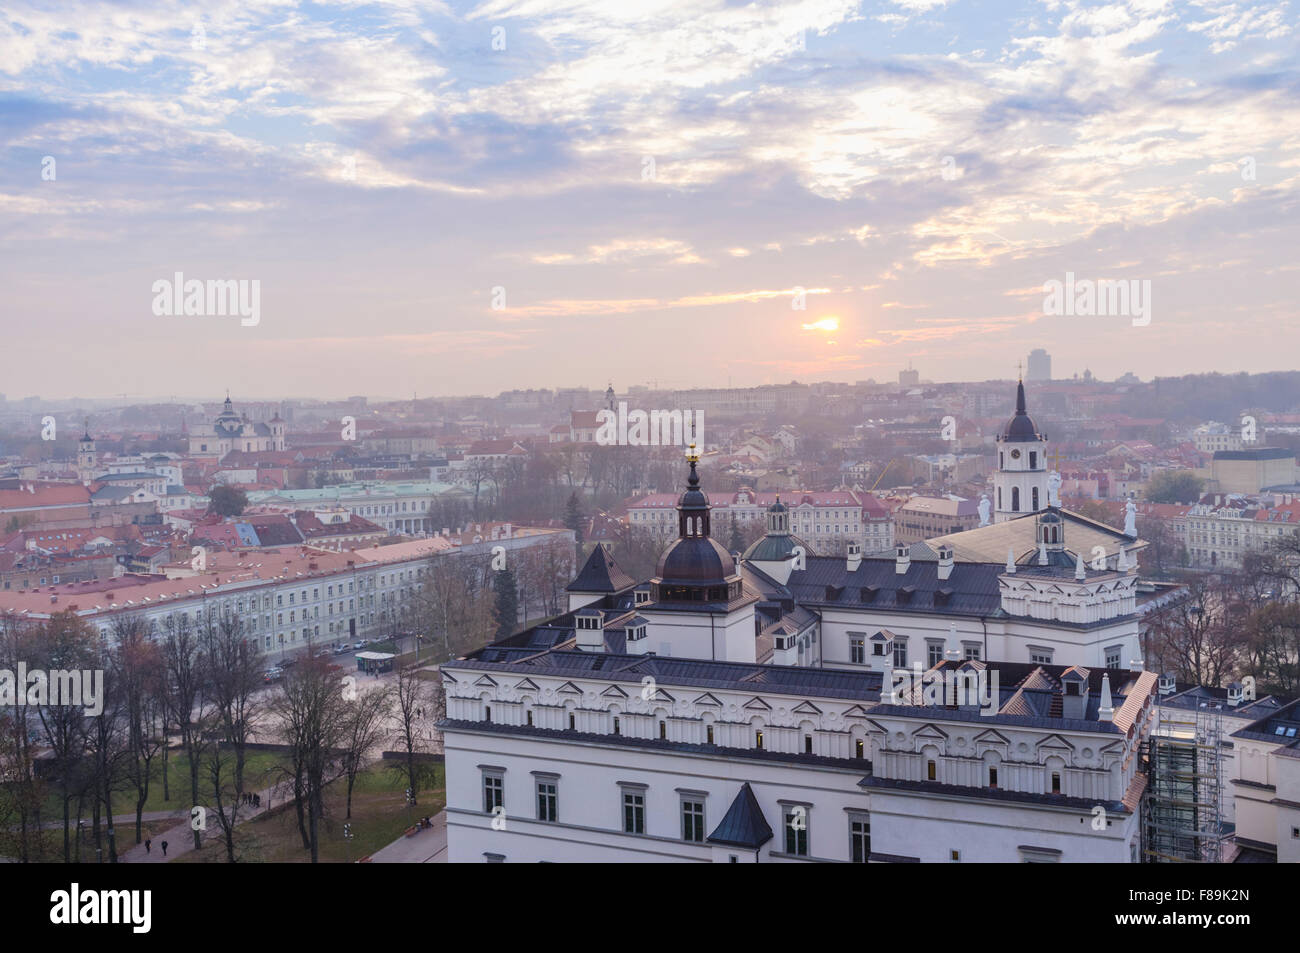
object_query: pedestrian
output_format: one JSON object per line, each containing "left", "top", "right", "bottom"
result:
{"left": 255, "top": 793, "right": 260, "bottom": 808}
{"left": 144, "top": 839, "right": 152, "bottom": 854}
{"left": 160, "top": 840, "right": 168, "bottom": 857}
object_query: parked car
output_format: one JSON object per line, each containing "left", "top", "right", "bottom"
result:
{"left": 333, "top": 645, "right": 351, "bottom": 655}
{"left": 262, "top": 667, "right": 283, "bottom": 683}
{"left": 353, "top": 640, "right": 367, "bottom": 650}
{"left": 314, "top": 649, "right": 331, "bottom": 659}
{"left": 279, "top": 657, "right": 297, "bottom": 669}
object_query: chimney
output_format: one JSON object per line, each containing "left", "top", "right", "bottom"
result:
{"left": 575, "top": 609, "right": 604, "bottom": 652}
{"left": 936, "top": 544, "right": 953, "bottom": 581}
{"left": 1097, "top": 673, "right": 1114, "bottom": 722}
{"left": 878, "top": 663, "right": 897, "bottom": 703}
{"left": 846, "top": 541, "right": 862, "bottom": 573}
{"left": 1005, "top": 547, "right": 1017, "bottom": 574}
{"left": 894, "top": 542, "right": 910, "bottom": 575}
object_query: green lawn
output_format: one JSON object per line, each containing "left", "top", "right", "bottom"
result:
{"left": 177, "top": 761, "right": 445, "bottom": 863}
{"left": 38, "top": 749, "right": 293, "bottom": 820}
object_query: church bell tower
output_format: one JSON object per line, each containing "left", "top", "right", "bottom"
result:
{"left": 994, "top": 377, "right": 1049, "bottom": 523}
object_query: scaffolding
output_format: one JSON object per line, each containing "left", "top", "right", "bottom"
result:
{"left": 1142, "top": 707, "right": 1224, "bottom": 863}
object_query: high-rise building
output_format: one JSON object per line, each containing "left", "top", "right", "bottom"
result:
{"left": 1027, "top": 348, "right": 1051, "bottom": 381}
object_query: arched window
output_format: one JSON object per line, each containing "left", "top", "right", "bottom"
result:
{"left": 1032, "top": 487, "right": 1039, "bottom": 510}
{"left": 997, "top": 487, "right": 1002, "bottom": 508}
{"left": 1012, "top": 487, "right": 1020, "bottom": 511}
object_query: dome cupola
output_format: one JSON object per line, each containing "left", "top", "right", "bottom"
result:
{"left": 652, "top": 443, "right": 743, "bottom": 603}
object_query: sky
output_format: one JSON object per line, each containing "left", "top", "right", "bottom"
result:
{"left": 1, "top": 0, "right": 1298, "bottom": 400}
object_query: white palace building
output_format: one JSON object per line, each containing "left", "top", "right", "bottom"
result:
{"left": 437, "top": 383, "right": 1205, "bottom": 862}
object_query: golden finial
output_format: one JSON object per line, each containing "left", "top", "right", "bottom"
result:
{"left": 685, "top": 441, "right": 699, "bottom": 464}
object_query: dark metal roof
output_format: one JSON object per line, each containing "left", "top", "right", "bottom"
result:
{"left": 786, "top": 555, "right": 1004, "bottom": 617}
{"left": 447, "top": 648, "right": 883, "bottom": 701}
{"left": 566, "top": 543, "right": 636, "bottom": 594}
{"left": 439, "top": 719, "right": 871, "bottom": 772}
{"left": 707, "top": 783, "right": 774, "bottom": 849}
{"left": 1000, "top": 381, "right": 1044, "bottom": 443}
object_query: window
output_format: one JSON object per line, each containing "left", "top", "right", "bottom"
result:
{"left": 1012, "top": 487, "right": 1020, "bottom": 511}
{"left": 682, "top": 800, "right": 705, "bottom": 842}
{"left": 988, "top": 767, "right": 998, "bottom": 788}
{"left": 1029, "top": 451, "right": 1037, "bottom": 469}
{"left": 568, "top": 712, "right": 576, "bottom": 731}
{"left": 964, "top": 645, "right": 981, "bottom": 660}
{"left": 928, "top": 642, "right": 944, "bottom": 666}
{"left": 659, "top": 720, "right": 667, "bottom": 740}
{"left": 1032, "top": 487, "right": 1039, "bottom": 510}
{"left": 484, "top": 706, "right": 491, "bottom": 722}
{"left": 783, "top": 806, "right": 809, "bottom": 856}
{"left": 482, "top": 774, "right": 504, "bottom": 814}
{"left": 1051, "top": 772, "right": 1061, "bottom": 794}
{"left": 1105, "top": 646, "right": 1122, "bottom": 668}
{"left": 804, "top": 735, "right": 813, "bottom": 754}
{"left": 850, "top": 637, "right": 865, "bottom": 665}
{"left": 1030, "top": 649, "right": 1053, "bottom": 664}
{"left": 536, "top": 781, "right": 558, "bottom": 822}
{"left": 623, "top": 791, "right": 645, "bottom": 834}
{"left": 893, "top": 640, "right": 907, "bottom": 668}
{"left": 525, "top": 710, "right": 533, "bottom": 726}
{"left": 755, "top": 729, "right": 764, "bottom": 749}
{"left": 855, "top": 739, "right": 865, "bottom": 759}
{"left": 849, "top": 815, "right": 871, "bottom": 863}
{"left": 927, "top": 760, "right": 937, "bottom": 781}
{"left": 706, "top": 724, "right": 714, "bottom": 745}
{"left": 950, "top": 849, "right": 961, "bottom": 862}
{"left": 613, "top": 716, "right": 620, "bottom": 735}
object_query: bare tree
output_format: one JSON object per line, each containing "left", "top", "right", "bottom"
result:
{"left": 160, "top": 614, "right": 212, "bottom": 851}
{"left": 33, "top": 611, "right": 98, "bottom": 863}
{"left": 391, "top": 665, "right": 431, "bottom": 806}
{"left": 0, "top": 615, "right": 46, "bottom": 861}
{"left": 199, "top": 609, "right": 262, "bottom": 861}
{"left": 339, "top": 685, "right": 392, "bottom": 819}
{"left": 110, "top": 614, "right": 165, "bottom": 847}
{"left": 1145, "top": 572, "right": 1245, "bottom": 686}
{"left": 270, "top": 658, "right": 348, "bottom": 862}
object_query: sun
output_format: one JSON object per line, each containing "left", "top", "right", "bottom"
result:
{"left": 801, "top": 316, "right": 840, "bottom": 332}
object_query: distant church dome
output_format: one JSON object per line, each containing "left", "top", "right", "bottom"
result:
{"left": 1001, "top": 379, "right": 1044, "bottom": 442}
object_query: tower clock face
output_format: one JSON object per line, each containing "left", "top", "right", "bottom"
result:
{"left": 1010, "top": 449, "right": 1021, "bottom": 460}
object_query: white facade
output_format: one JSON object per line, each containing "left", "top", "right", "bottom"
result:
{"left": 441, "top": 662, "right": 1156, "bottom": 863}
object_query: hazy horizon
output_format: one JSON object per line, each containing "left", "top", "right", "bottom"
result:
{"left": 4, "top": 0, "right": 1299, "bottom": 398}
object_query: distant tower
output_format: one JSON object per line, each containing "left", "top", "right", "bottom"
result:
{"left": 994, "top": 377, "right": 1049, "bottom": 523}
{"left": 269, "top": 410, "right": 286, "bottom": 451}
{"left": 1027, "top": 348, "right": 1051, "bottom": 382}
{"left": 77, "top": 420, "right": 96, "bottom": 485}
{"left": 605, "top": 382, "right": 617, "bottom": 412}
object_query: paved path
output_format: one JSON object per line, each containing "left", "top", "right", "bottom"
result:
{"left": 366, "top": 810, "right": 447, "bottom": 863}
{"left": 118, "top": 784, "right": 281, "bottom": 863}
